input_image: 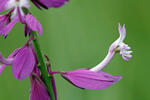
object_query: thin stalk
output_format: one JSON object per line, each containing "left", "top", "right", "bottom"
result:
{"left": 30, "top": 31, "right": 55, "bottom": 100}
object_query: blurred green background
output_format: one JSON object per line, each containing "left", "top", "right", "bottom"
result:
{"left": 0, "top": 0, "right": 150, "bottom": 100}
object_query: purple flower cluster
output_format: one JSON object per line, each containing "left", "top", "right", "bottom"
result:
{"left": 0, "top": 0, "right": 69, "bottom": 100}
{"left": 0, "top": 0, "right": 132, "bottom": 100}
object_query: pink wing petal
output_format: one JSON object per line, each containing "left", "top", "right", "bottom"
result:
{"left": 30, "top": 76, "right": 50, "bottom": 100}
{"left": 12, "top": 46, "right": 36, "bottom": 80}
{"left": 1, "top": 17, "right": 19, "bottom": 37}
{"left": 62, "top": 69, "right": 122, "bottom": 89}
{"left": 25, "top": 14, "right": 43, "bottom": 35}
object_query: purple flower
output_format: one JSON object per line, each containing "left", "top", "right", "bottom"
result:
{"left": 61, "top": 69, "right": 121, "bottom": 89}
{"left": 30, "top": 68, "right": 50, "bottom": 100}
{"left": 31, "top": 0, "right": 69, "bottom": 9}
{"left": 0, "top": 41, "right": 36, "bottom": 80}
{"left": 0, "top": 13, "right": 42, "bottom": 37}
{"left": 58, "top": 23, "right": 132, "bottom": 89}
{"left": 0, "top": 0, "right": 43, "bottom": 37}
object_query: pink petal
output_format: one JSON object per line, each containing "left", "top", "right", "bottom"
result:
{"left": 0, "top": 0, "right": 8, "bottom": 12}
{"left": 25, "top": 14, "right": 43, "bottom": 35}
{"left": 1, "top": 17, "right": 19, "bottom": 37}
{"left": 62, "top": 69, "right": 122, "bottom": 89}
{"left": 32, "top": 0, "right": 69, "bottom": 9}
{"left": 0, "top": 48, "right": 20, "bottom": 75}
{"left": 12, "top": 46, "right": 36, "bottom": 80}
{"left": 30, "top": 76, "right": 50, "bottom": 100}
{"left": 0, "top": 14, "right": 10, "bottom": 31}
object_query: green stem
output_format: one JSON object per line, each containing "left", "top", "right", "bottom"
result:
{"left": 30, "top": 32, "right": 55, "bottom": 100}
